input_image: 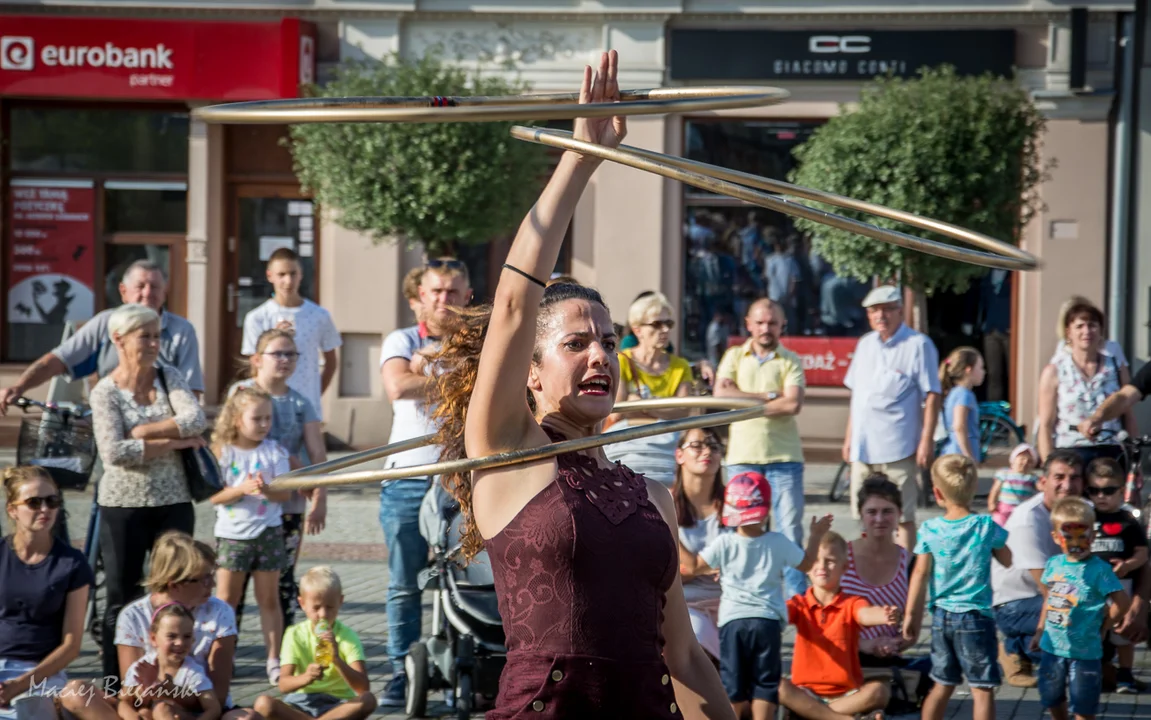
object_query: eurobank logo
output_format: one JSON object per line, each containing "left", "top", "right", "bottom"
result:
{"left": 0, "top": 36, "right": 174, "bottom": 71}
{"left": 1, "top": 37, "right": 34, "bottom": 70}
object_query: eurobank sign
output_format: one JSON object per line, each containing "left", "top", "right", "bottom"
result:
{"left": 0, "top": 15, "right": 316, "bottom": 100}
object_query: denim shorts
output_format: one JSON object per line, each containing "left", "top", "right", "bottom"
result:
{"left": 284, "top": 692, "right": 346, "bottom": 718}
{"left": 719, "top": 617, "right": 782, "bottom": 703}
{"left": 929, "top": 609, "right": 1002, "bottom": 688}
{"left": 1039, "top": 652, "right": 1102, "bottom": 717}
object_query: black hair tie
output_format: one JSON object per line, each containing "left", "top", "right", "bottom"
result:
{"left": 502, "top": 263, "right": 547, "bottom": 289}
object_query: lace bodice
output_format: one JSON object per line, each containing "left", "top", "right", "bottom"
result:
{"left": 482, "top": 434, "right": 681, "bottom": 718}
{"left": 484, "top": 443, "right": 677, "bottom": 660}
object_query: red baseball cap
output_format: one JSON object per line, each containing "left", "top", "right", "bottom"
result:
{"left": 723, "top": 472, "right": 772, "bottom": 527}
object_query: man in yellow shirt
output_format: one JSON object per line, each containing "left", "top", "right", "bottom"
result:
{"left": 715, "top": 298, "right": 808, "bottom": 597}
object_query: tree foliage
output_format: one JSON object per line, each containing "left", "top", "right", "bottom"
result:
{"left": 287, "top": 52, "right": 547, "bottom": 255}
{"left": 789, "top": 65, "right": 1048, "bottom": 295}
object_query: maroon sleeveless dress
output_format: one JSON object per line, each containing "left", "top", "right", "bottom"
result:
{"left": 483, "top": 434, "right": 681, "bottom": 719}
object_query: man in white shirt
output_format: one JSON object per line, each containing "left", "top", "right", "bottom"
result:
{"left": 842, "top": 285, "right": 941, "bottom": 551}
{"left": 990, "top": 450, "right": 1083, "bottom": 687}
{"left": 241, "top": 247, "right": 341, "bottom": 420}
{"left": 377, "top": 258, "right": 472, "bottom": 706}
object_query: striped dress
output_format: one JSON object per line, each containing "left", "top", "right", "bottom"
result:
{"left": 840, "top": 541, "right": 909, "bottom": 641}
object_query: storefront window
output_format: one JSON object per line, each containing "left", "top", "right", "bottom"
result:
{"left": 9, "top": 108, "right": 189, "bottom": 174}
{"left": 105, "top": 183, "right": 188, "bottom": 234}
{"left": 683, "top": 120, "right": 872, "bottom": 363}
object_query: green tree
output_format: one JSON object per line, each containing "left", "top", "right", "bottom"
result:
{"left": 789, "top": 65, "right": 1047, "bottom": 299}
{"left": 287, "top": 52, "right": 547, "bottom": 256}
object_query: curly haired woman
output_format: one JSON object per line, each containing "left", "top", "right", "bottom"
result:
{"left": 427, "top": 52, "right": 732, "bottom": 719}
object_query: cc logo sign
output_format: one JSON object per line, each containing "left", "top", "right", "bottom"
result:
{"left": 1, "top": 36, "right": 35, "bottom": 70}
{"left": 809, "top": 35, "right": 871, "bottom": 54}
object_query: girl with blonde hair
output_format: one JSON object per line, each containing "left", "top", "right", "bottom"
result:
{"left": 230, "top": 329, "right": 327, "bottom": 635}
{"left": 210, "top": 387, "right": 293, "bottom": 685}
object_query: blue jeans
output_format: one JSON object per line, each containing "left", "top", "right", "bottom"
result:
{"left": 929, "top": 609, "right": 1001, "bottom": 688}
{"left": 379, "top": 478, "right": 432, "bottom": 667}
{"left": 994, "top": 595, "right": 1043, "bottom": 663}
{"left": 1039, "top": 652, "right": 1102, "bottom": 717}
{"left": 727, "top": 462, "right": 807, "bottom": 598}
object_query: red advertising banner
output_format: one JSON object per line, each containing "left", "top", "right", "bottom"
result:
{"left": 0, "top": 16, "right": 315, "bottom": 100}
{"left": 6, "top": 183, "right": 96, "bottom": 326}
{"left": 728, "top": 335, "right": 859, "bottom": 387}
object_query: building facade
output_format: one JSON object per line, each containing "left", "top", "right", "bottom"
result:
{"left": 0, "top": 0, "right": 1137, "bottom": 452}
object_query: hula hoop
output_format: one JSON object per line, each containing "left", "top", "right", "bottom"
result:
{"left": 272, "top": 397, "right": 764, "bottom": 491}
{"left": 510, "top": 127, "right": 1038, "bottom": 272}
{"left": 191, "top": 87, "right": 789, "bottom": 124}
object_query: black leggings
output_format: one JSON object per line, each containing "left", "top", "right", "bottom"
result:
{"left": 99, "top": 503, "right": 196, "bottom": 685}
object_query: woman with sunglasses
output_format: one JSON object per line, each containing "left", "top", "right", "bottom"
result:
{"left": 230, "top": 329, "right": 328, "bottom": 634}
{"left": 0, "top": 467, "right": 92, "bottom": 719}
{"left": 671, "top": 429, "right": 728, "bottom": 662}
{"left": 604, "top": 292, "right": 697, "bottom": 487}
{"left": 60, "top": 531, "right": 259, "bottom": 720}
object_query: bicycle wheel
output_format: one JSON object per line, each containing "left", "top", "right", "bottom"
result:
{"left": 981, "top": 415, "right": 1023, "bottom": 463}
{"left": 829, "top": 462, "right": 851, "bottom": 502}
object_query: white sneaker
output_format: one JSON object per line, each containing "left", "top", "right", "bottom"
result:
{"left": 267, "top": 659, "right": 281, "bottom": 686}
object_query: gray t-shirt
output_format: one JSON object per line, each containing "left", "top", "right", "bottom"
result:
{"left": 52, "top": 308, "right": 204, "bottom": 392}
{"left": 231, "top": 379, "right": 319, "bottom": 514}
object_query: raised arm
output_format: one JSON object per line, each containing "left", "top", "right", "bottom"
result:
{"left": 1037, "top": 364, "right": 1059, "bottom": 461}
{"left": 465, "top": 52, "right": 626, "bottom": 457}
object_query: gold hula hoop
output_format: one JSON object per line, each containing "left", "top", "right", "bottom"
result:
{"left": 191, "top": 87, "right": 789, "bottom": 124}
{"left": 512, "top": 127, "right": 1038, "bottom": 271}
{"left": 272, "top": 397, "right": 763, "bottom": 491}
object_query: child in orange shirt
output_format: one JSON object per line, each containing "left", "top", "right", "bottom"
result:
{"left": 779, "top": 532, "right": 899, "bottom": 720}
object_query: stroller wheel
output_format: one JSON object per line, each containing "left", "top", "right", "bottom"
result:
{"left": 404, "top": 642, "right": 430, "bottom": 718}
{"left": 455, "top": 671, "right": 472, "bottom": 720}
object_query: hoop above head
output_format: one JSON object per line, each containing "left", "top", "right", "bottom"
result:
{"left": 190, "top": 87, "right": 790, "bottom": 125}
{"left": 510, "top": 127, "right": 1041, "bottom": 272}
{"left": 271, "top": 397, "right": 766, "bottom": 492}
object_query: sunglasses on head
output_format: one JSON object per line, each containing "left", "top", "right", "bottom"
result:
{"left": 1087, "top": 485, "right": 1123, "bottom": 497}
{"left": 17, "top": 495, "right": 62, "bottom": 511}
{"left": 426, "top": 259, "right": 465, "bottom": 271}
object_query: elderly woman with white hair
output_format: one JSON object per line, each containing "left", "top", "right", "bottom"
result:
{"left": 604, "top": 291, "right": 696, "bottom": 486}
{"left": 89, "top": 303, "right": 208, "bottom": 686}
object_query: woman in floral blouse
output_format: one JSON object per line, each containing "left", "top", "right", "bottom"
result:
{"left": 89, "top": 303, "right": 207, "bottom": 686}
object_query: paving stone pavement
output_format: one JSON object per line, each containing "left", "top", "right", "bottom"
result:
{"left": 9, "top": 449, "right": 1151, "bottom": 718}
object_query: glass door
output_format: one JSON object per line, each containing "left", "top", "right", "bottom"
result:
{"left": 222, "top": 185, "right": 317, "bottom": 386}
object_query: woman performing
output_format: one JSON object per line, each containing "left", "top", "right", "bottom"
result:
{"left": 429, "top": 51, "right": 733, "bottom": 719}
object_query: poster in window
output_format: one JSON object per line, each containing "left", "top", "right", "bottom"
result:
{"left": 6, "top": 185, "right": 96, "bottom": 325}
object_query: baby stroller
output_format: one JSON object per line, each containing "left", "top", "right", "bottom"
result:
{"left": 405, "top": 482, "right": 506, "bottom": 719}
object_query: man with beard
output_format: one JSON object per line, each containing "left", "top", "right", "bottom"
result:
{"left": 377, "top": 258, "right": 472, "bottom": 707}
{"left": 715, "top": 298, "right": 808, "bottom": 598}
{"left": 842, "top": 285, "right": 940, "bottom": 552}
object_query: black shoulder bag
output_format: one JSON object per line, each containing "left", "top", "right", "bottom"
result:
{"left": 156, "top": 365, "right": 222, "bottom": 502}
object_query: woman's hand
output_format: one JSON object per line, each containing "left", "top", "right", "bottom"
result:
{"left": 569, "top": 50, "right": 626, "bottom": 165}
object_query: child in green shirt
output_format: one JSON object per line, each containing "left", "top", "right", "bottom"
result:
{"left": 253, "top": 567, "right": 376, "bottom": 720}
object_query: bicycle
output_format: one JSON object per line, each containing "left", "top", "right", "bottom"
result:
{"left": 12, "top": 396, "right": 105, "bottom": 649}
{"left": 828, "top": 400, "right": 1027, "bottom": 502}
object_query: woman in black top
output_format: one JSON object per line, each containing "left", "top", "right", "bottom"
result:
{"left": 0, "top": 466, "right": 93, "bottom": 718}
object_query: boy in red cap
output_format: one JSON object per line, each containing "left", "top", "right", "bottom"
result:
{"left": 699, "top": 471, "right": 833, "bottom": 720}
